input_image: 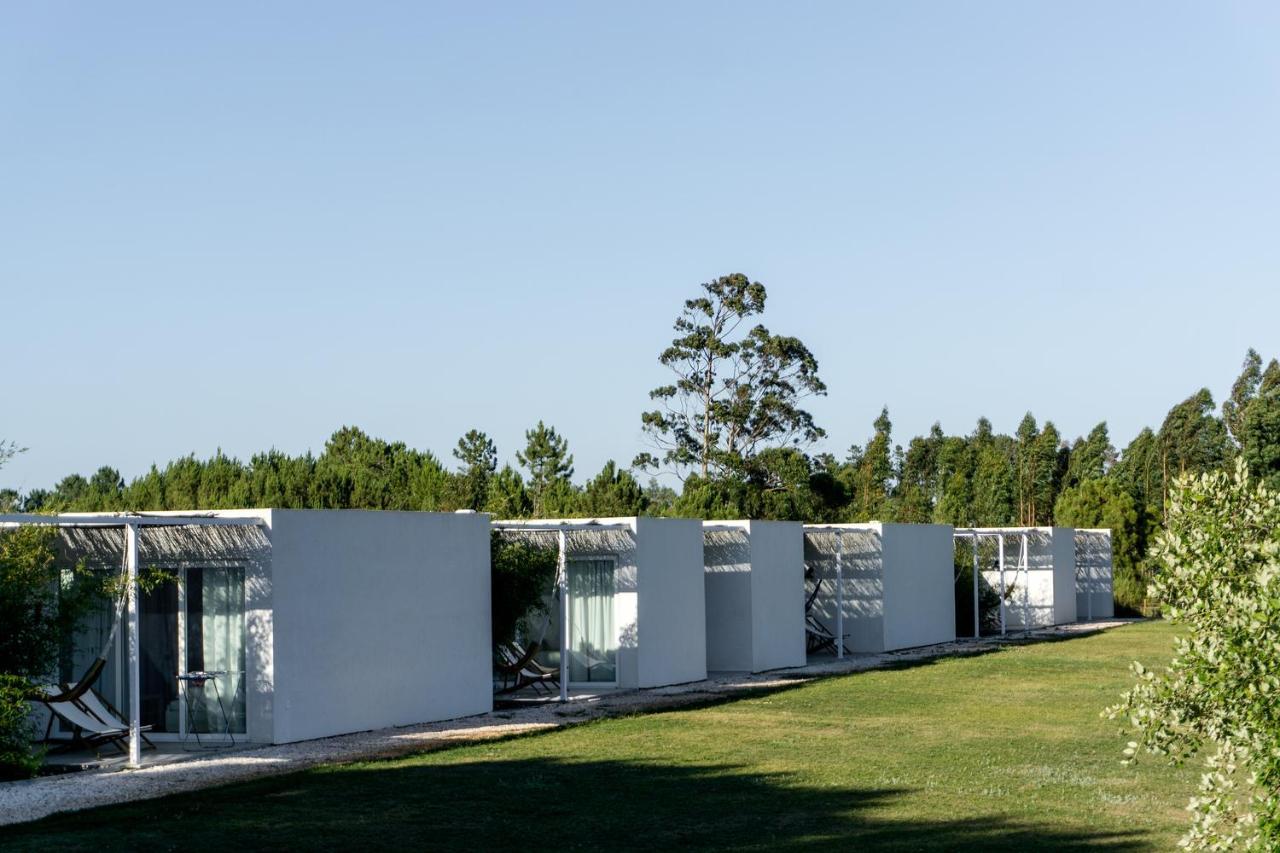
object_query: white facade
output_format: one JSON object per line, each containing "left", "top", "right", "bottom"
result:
{"left": 40, "top": 509, "right": 494, "bottom": 746}
{"left": 266, "top": 510, "right": 493, "bottom": 743}
{"left": 804, "top": 523, "right": 956, "bottom": 653}
{"left": 501, "top": 517, "right": 707, "bottom": 691}
{"left": 703, "top": 521, "right": 806, "bottom": 673}
{"left": 975, "top": 527, "right": 1077, "bottom": 629}
{"left": 1074, "top": 528, "right": 1115, "bottom": 621}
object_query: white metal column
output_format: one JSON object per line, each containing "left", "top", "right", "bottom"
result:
{"left": 970, "top": 533, "right": 980, "bottom": 639}
{"left": 1020, "top": 533, "right": 1031, "bottom": 631}
{"left": 124, "top": 522, "right": 141, "bottom": 768}
{"left": 835, "top": 531, "right": 844, "bottom": 660}
{"left": 557, "top": 530, "right": 569, "bottom": 703}
{"left": 1085, "top": 550, "right": 1093, "bottom": 621}
{"left": 997, "top": 534, "right": 1007, "bottom": 636}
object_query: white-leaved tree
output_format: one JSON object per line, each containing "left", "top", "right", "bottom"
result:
{"left": 1107, "top": 461, "right": 1279, "bottom": 850}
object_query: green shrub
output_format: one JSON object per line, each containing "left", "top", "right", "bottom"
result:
{"left": 490, "top": 533, "right": 558, "bottom": 647}
{"left": 0, "top": 675, "right": 40, "bottom": 781}
{"left": 1111, "top": 562, "right": 1151, "bottom": 617}
{"left": 952, "top": 550, "right": 1004, "bottom": 637}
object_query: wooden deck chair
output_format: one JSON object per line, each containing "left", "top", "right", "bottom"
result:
{"left": 38, "top": 683, "right": 155, "bottom": 755}
{"left": 509, "top": 640, "right": 558, "bottom": 678}
{"left": 494, "top": 642, "right": 558, "bottom": 694}
{"left": 76, "top": 689, "right": 157, "bottom": 751}
{"left": 804, "top": 579, "right": 852, "bottom": 656}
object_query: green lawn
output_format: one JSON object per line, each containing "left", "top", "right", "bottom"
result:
{"left": 2, "top": 621, "right": 1196, "bottom": 851}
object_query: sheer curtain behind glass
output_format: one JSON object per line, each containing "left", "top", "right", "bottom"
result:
{"left": 568, "top": 559, "right": 616, "bottom": 683}
{"left": 187, "top": 567, "right": 246, "bottom": 734}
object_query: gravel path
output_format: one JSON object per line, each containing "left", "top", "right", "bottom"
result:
{"left": 0, "top": 619, "right": 1134, "bottom": 827}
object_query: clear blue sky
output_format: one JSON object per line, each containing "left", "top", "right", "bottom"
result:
{"left": 3, "top": 2, "right": 1278, "bottom": 493}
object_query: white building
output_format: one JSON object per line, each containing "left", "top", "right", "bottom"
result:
{"left": 15, "top": 509, "right": 494, "bottom": 759}
{"left": 960, "top": 526, "right": 1077, "bottom": 629}
{"left": 803, "top": 523, "right": 956, "bottom": 654}
{"left": 703, "top": 520, "right": 806, "bottom": 673}
{"left": 496, "top": 517, "right": 706, "bottom": 693}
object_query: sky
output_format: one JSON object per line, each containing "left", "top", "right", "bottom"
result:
{"left": 2, "top": 2, "right": 1278, "bottom": 493}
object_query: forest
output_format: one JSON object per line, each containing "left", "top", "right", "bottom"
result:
{"left": 4, "top": 276, "right": 1278, "bottom": 614}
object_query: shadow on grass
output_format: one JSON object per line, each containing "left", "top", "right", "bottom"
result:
{"left": 1, "top": 755, "right": 1152, "bottom": 852}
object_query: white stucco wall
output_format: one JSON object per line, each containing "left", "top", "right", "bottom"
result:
{"left": 1050, "top": 527, "right": 1078, "bottom": 625}
{"left": 703, "top": 521, "right": 805, "bottom": 673}
{"left": 1074, "top": 529, "right": 1114, "bottom": 620}
{"left": 268, "top": 510, "right": 492, "bottom": 744}
{"left": 881, "top": 523, "right": 957, "bottom": 650}
{"left": 635, "top": 517, "right": 707, "bottom": 688}
{"left": 748, "top": 521, "right": 807, "bottom": 671}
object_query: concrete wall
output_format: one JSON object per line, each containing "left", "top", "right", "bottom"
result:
{"left": 1074, "top": 529, "right": 1114, "bottom": 620}
{"left": 635, "top": 517, "right": 707, "bottom": 688}
{"left": 703, "top": 521, "right": 805, "bottom": 673}
{"left": 881, "top": 523, "right": 957, "bottom": 651}
{"left": 268, "top": 510, "right": 492, "bottom": 744}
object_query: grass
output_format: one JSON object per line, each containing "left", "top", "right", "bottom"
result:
{"left": 1, "top": 621, "right": 1196, "bottom": 851}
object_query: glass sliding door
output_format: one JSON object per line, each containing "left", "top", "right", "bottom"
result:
{"left": 140, "top": 582, "right": 181, "bottom": 732}
{"left": 185, "top": 567, "right": 247, "bottom": 735}
{"left": 567, "top": 558, "right": 617, "bottom": 684}
{"left": 65, "top": 565, "right": 248, "bottom": 739}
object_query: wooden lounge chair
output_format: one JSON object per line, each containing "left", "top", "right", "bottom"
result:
{"left": 509, "top": 640, "right": 558, "bottom": 678}
{"left": 804, "top": 579, "right": 852, "bottom": 657}
{"left": 494, "top": 642, "right": 559, "bottom": 694}
{"left": 38, "top": 683, "right": 155, "bottom": 755}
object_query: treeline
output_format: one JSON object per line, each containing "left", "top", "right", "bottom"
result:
{"left": 4, "top": 271, "right": 1278, "bottom": 614}
{"left": 7, "top": 349, "right": 1277, "bottom": 593}
{"left": 2, "top": 422, "right": 658, "bottom": 521}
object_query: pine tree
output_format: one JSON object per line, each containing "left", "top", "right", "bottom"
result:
{"left": 517, "top": 421, "right": 575, "bottom": 514}
{"left": 1015, "top": 413, "right": 1039, "bottom": 525}
{"left": 453, "top": 430, "right": 498, "bottom": 511}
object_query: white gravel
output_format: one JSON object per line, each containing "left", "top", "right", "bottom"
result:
{"left": 0, "top": 619, "right": 1134, "bottom": 827}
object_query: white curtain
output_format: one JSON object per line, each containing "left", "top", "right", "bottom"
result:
{"left": 568, "top": 559, "right": 616, "bottom": 683}
{"left": 188, "top": 567, "right": 246, "bottom": 734}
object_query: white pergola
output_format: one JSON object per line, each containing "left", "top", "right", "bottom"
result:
{"left": 800, "top": 524, "right": 850, "bottom": 659}
{"left": 953, "top": 527, "right": 1033, "bottom": 638}
{"left": 492, "top": 519, "right": 635, "bottom": 702}
{"left": 0, "top": 512, "right": 266, "bottom": 768}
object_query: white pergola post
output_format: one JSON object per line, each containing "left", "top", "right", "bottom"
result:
{"left": 997, "top": 533, "right": 1007, "bottom": 636}
{"left": 1020, "top": 533, "right": 1031, "bottom": 631}
{"left": 124, "top": 521, "right": 141, "bottom": 769}
{"left": 970, "top": 533, "right": 980, "bottom": 639}
{"left": 557, "top": 529, "right": 569, "bottom": 703}
{"left": 834, "top": 531, "right": 844, "bottom": 660}
{"left": 1085, "top": 544, "right": 1094, "bottom": 621}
